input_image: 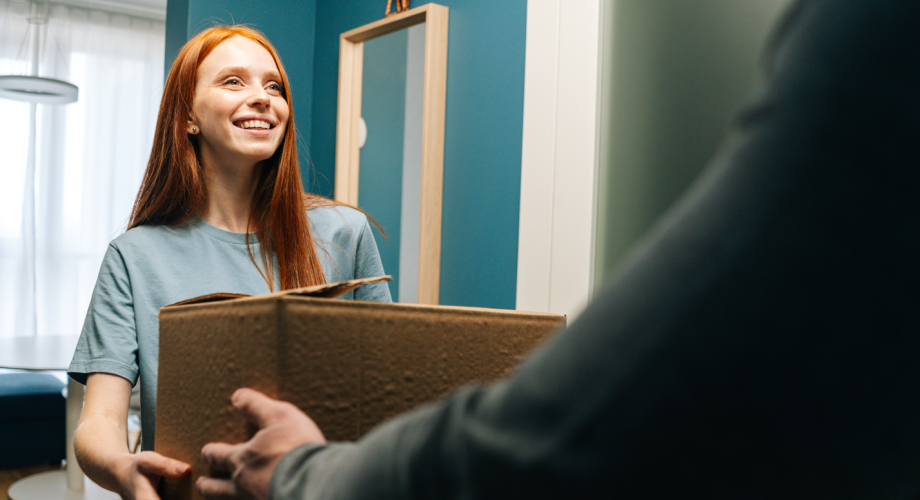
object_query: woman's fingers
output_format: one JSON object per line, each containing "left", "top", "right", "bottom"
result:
{"left": 132, "top": 477, "right": 166, "bottom": 500}
{"left": 135, "top": 451, "right": 191, "bottom": 478}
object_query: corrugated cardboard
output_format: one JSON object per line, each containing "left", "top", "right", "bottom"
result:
{"left": 155, "top": 277, "right": 566, "bottom": 500}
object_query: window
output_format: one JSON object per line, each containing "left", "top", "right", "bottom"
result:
{"left": 0, "top": 0, "right": 165, "bottom": 337}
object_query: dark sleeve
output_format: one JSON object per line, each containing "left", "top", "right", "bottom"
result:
{"left": 271, "top": 1, "right": 920, "bottom": 498}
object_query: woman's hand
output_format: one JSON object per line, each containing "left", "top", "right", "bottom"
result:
{"left": 76, "top": 373, "right": 190, "bottom": 500}
{"left": 197, "top": 388, "right": 325, "bottom": 500}
{"left": 115, "top": 450, "right": 191, "bottom": 500}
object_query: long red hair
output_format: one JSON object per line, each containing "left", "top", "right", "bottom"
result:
{"left": 129, "top": 25, "right": 333, "bottom": 291}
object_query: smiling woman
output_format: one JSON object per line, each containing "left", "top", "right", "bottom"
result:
{"left": 65, "top": 25, "right": 392, "bottom": 500}
{"left": 189, "top": 37, "right": 290, "bottom": 184}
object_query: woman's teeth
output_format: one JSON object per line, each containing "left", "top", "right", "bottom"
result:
{"left": 238, "top": 120, "right": 271, "bottom": 129}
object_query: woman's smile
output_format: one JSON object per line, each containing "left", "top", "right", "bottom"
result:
{"left": 235, "top": 118, "right": 274, "bottom": 130}
{"left": 189, "top": 35, "right": 290, "bottom": 172}
{"left": 232, "top": 115, "right": 278, "bottom": 137}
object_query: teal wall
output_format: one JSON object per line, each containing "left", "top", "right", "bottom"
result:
{"left": 164, "top": 0, "right": 318, "bottom": 178}
{"left": 165, "top": 0, "right": 527, "bottom": 309}
{"left": 311, "top": 0, "right": 526, "bottom": 309}
{"left": 163, "top": 0, "right": 188, "bottom": 77}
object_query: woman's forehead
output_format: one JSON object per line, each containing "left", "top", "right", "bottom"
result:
{"left": 198, "top": 36, "right": 280, "bottom": 78}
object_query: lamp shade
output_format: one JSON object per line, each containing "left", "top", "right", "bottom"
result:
{"left": 0, "top": 75, "right": 78, "bottom": 104}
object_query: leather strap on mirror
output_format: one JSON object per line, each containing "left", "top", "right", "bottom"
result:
{"left": 385, "top": 0, "right": 409, "bottom": 17}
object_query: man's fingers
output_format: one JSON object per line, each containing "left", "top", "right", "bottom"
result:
{"left": 231, "top": 388, "right": 285, "bottom": 427}
{"left": 202, "top": 442, "right": 240, "bottom": 474}
{"left": 196, "top": 476, "right": 239, "bottom": 500}
{"left": 199, "top": 390, "right": 325, "bottom": 500}
{"left": 135, "top": 451, "right": 191, "bottom": 478}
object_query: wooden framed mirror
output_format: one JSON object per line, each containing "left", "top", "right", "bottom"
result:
{"left": 335, "top": 3, "right": 448, "bottom": 304}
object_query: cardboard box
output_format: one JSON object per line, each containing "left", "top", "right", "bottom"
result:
{"left": 155, "top": 277, "right": 566, "bottom": 500}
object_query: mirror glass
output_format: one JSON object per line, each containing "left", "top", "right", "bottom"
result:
{"left": 335, "top": 3, "right": 447, "bottom": 305}
{"left": 357, "top": 24, "right": 426, "bottom": 303}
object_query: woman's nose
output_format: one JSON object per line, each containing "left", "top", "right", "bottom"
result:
{"left": 247, "top": 87, "right": 271, "bottom": 108}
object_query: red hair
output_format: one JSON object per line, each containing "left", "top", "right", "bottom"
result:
{"left": 130, "top": 25, "right": 335, "bottom": 290}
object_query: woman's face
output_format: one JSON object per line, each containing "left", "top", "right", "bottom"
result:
{"left": 189, "top": 36, "right": 290, "bottom": 172}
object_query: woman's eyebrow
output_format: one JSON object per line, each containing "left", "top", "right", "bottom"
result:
{"left": 215, "top": 67, "right": 282, "bottom": 82}
{"left": 215, "top": 66, "right": 250, "bottom": 79}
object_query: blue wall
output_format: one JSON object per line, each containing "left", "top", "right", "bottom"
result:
{"left": 312, "top": 0, "right": 527, "bottom": 309}
{"left": 164, "top": 0, "right": 318, "bottom": 176}
{"left": 165, "top": 0, "right": 528, "bottom": 309}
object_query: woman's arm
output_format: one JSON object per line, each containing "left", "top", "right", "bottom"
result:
{"left": 75, "top": 373, "right": 190, "bottom": 500}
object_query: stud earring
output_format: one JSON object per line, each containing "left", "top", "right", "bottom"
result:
{"left": 191, "top": 126, "right": 198, "bottom": 134}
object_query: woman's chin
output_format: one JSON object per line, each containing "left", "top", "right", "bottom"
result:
{"left": 235, "top": 146, "right": 281, "bottom": 164}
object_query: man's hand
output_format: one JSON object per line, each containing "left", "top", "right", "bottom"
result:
{"left": 197, "top": 388, "right": 326, "bottom": 500}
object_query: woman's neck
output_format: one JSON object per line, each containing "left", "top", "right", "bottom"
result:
{"left": 199, "top": 161, "right": 260, "bottom": 233}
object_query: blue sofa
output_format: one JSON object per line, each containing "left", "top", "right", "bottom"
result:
{"left": 0, "top": 373, "right": 66, "bottom": 469}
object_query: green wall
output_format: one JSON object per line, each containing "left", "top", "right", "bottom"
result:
{"left": 595, "top": 0, "right": 793, "bottom": 286}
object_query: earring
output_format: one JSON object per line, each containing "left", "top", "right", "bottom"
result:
{"left": 191, "top": 126, "right": 198, "bottom": 134}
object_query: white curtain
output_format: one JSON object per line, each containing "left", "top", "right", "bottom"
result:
{"left": 0, "top": 0, "right": 165, "bottom": 338}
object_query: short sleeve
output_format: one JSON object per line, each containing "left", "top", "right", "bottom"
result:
{"left": 68, "top": 243, "right": 140, "bottom": 386}
{"left": 353, "top": 219, "right": 393, "bottom": 303}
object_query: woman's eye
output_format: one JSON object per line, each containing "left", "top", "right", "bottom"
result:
{"left": 224, "top": 78, "right": 241, "bottom": 86}
{"left": 268, "top": 82, "right": 283, "bottom": 92}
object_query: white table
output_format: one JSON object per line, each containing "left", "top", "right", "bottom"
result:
{"left": 0, "top": 335, "right": 119, "bottom": 500}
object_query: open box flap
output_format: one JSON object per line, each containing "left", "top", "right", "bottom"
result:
{"left": 165, "top": 275, "right": 392, "bottom": 307}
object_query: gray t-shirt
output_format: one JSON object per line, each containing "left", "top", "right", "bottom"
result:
{"left": 68, "top": 205, "right": 391, "bottom": 450}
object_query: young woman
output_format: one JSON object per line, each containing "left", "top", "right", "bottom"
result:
{"left": 68, "top": 25, "right": 391, "bottom": 499}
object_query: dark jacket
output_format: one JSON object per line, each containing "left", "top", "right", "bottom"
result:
{"left": 272, "top": 1, "right": 920, "bottom": 498}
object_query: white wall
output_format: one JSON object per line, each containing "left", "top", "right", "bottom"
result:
{"left": 518, "top": 0, "right": 793, "bottom": 320}
{"left": 517, "top": 0, "right": 603, "bottom": 320}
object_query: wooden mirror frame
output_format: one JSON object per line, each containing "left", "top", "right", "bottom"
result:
{"left": 334, "top": 3, "right": 448, "bottom": 304}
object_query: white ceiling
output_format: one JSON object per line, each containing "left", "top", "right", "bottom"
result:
{"left": 52, "top": 0, "right": 167, "bottom": 20}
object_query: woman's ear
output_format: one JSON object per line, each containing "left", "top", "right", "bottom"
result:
{"left": 187, "top": 119, "right": 199, "bottom": 135}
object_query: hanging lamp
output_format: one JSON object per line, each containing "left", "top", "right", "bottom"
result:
{"left": 0, "top": 2, "right": 78, "bottom": 104}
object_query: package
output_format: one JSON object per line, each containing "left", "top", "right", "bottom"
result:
{"left": 155, "top": 277, "right": 566, "bottom": 500}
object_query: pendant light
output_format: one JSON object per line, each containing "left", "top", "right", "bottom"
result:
{"left": 0, "top": 2, "right": 78, "bottom": 105}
